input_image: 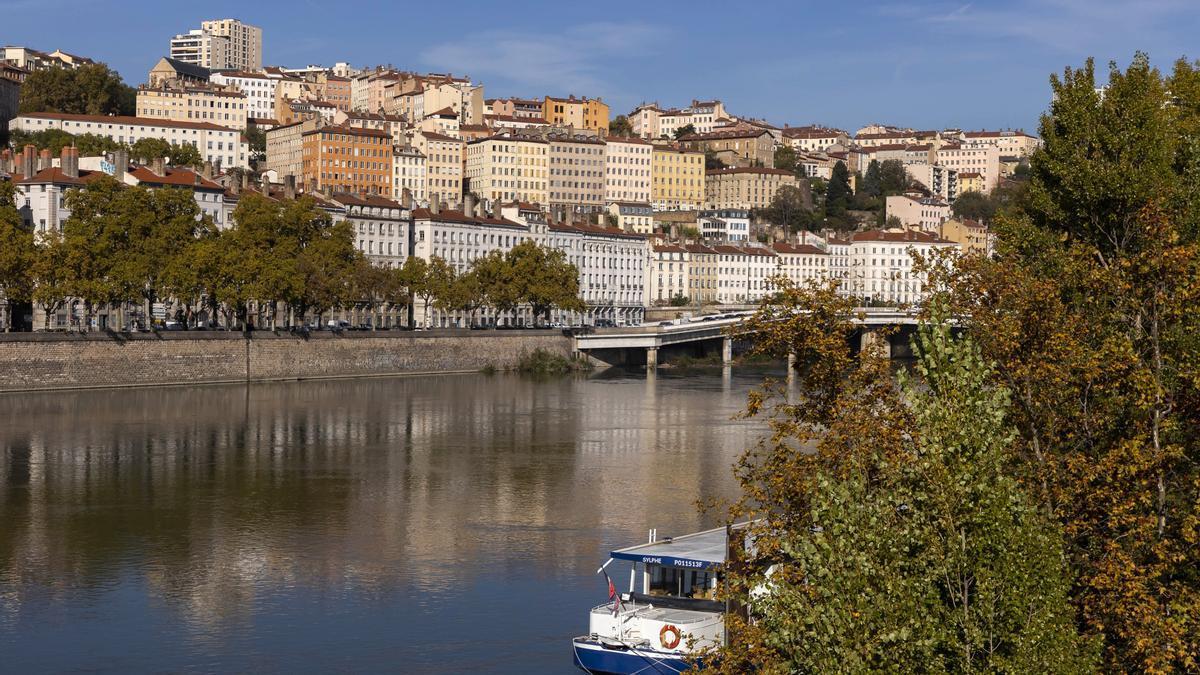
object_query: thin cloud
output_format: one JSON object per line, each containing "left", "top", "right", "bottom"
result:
{"left": 421, "top": 22, "right": 668, "bottom": 97}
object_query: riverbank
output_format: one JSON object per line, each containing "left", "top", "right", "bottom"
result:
{"left": 0, "top": 330, "right": 573, "bottom": 392}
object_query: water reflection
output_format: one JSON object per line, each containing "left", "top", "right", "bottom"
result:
{"left": 0, "top": 369, "right": 774, "bottom": 673}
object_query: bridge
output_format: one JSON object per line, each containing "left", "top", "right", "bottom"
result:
{"left": 573, "top": 308, "right": 920, "bottom": 368}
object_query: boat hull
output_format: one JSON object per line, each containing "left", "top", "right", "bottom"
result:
{"left": 571, "top": 637, "right": 692, "bottom": 674}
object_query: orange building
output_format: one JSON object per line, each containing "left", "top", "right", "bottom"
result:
{"left": 542, "top": 95, "right": 609, "bottom": 133}
{"left": 302, "top": 124, "right": 393, "bottom": 196}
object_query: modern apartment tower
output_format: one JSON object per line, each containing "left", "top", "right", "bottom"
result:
{"left": 169, "top": 19, "right": 262, "bottom": 71}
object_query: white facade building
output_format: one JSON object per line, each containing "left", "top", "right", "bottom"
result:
{"left": 604, "top": 136, "right": 653, "bottom": 204}
{"left": 210, "top": 71, "right": 277, "bottom": 120}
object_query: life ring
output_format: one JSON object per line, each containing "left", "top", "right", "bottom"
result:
{"left": 659, "top": 624, "right": 682, "bottom": 650}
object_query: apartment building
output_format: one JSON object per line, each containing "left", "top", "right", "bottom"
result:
{"left": 781, "top": 125, "right": 849, "bottom": 152}
{"left": 885, "top": 194, "right": 953, "bottom": 231}
{"left": 464, "top": 131, "right": 549, "bottom": 207}
{"left": 959, "top": 129, "right": 1042, "bottom": 157}
{"left": 548, "top": 132, "right": 606, "bottom": 212}
{"left": 648, "top": 243, "right": 690, "bottom": 304}
{"left": 329, "top": 192, "right": 410, "bottom": 267}
{"left": 489, "top": 97, "right": 544, "bottom": 119}
{"left": 905, "top": 162, "right": 959, "bottom": 201}
{"left": 334, "top": 110, "right": 407, "bottom": 144}
{"left": 935, "top": 143, "right": 1000, "bottom": 192}
{"left": 705, "top": 167, "right": 797, "bottom": 210}
{"left": 1, "top": 46, "right": 94, "bottom": 71}
{"left": 678, "top": 128, "right": 774, "bottom": 168}
{"left": 169, "top": 19, "right": 262, "bottom": 71}
{"left": 12, "top": 112, "right": 248, "bottom": 168}
{"left": 772, "top": 241, "right": 830, "bottom": 288}
{"left": 604, "top": 136, "right": 653, "bottom": 204}
{"left": 699, "top": 208, "right": 751, "bottom": 242}
{"left": 210, "top": 71, "right": 276, "bottom": 120}
{"left": 605, "top": 201, "right": 653, "bottom": 234}
{"left": 542, "top": 95, "right": 609, "bottom": 134}
{"left": 651, "top": 144, "right": 705, "bottom": 211}
{"left": 714, "top": 245, "right": 778, "bottom": 304}
{"left": 958, "top": 172, "right": 984, "bottom": 194}
{"left": 265, "top": 117, "right": 319, "bottom": 179}
{"left": 301, "top": 124, "right": 392, "bottom": 196}
{"left": 845, "top": 229, "right": 956, "bottom": 305}
{"left": 685, "top": 244, "right": 718, "bottom": 305}
{"left": 136, "top": 85, "right": 248, "bottom": 130}
{"left": 411, "top": 130, "right": 464, "bottom": 206}
{"left": 392, "top": 145, "right": 427, "bottom": 204}
{"left": 939, "top": 218, "right": 991, "bottom": 256}
{"left": 630, "top": 99, "right": 729, "bottom": 139}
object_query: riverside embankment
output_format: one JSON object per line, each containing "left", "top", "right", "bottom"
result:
{"left": 0, "top": 330, "right": 573, "bottom": 392}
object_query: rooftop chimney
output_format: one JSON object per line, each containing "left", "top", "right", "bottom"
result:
{"left": 463, "top": 193, "right": 476, "bottom": 220}
{"left": 430, "top": 193, "right": 441, "bottom": 214}
{"left": 150, "top": 156, "right": 166, "bottom": 176}
{"left": 401, "top": 187, "right": 412, "bottom": 209}
{"left": 114, "top": 149, "right": 129, "bottom": 177}
{"left": 22, "top": 145, "right": 36, "bottom": 179}
{"left": 0, "top": 149, "right": 10, "bottom": 176}
{"left": 240, "top": 171, "right": 250, "bottom": 191}
{"left": 62, "top": 147, "right": 79, "bottom": 179}
{"left": 38, "top": 148, "right": 52, "bottom": 171}
{"left": 284, "top": 175, "right": 296, "bottom": 200}
{"left": 201, "top": 161, "right": 213, "bottom": 179}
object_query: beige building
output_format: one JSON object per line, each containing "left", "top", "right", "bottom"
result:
{"left": 136, "top": 85, "right": 248, "bottom": 130}
{"left": 13, "top": 112, "right": 248, "bottom": 168}
{"left": 210, "top": 71, "right": 276, "bottom": 120}
{"left": 685, "top": 244, "right": 718, "bottom": 305}
{"left": 772, "top": 240, "right": 830, "bottom": 288}
{"left": 605, "top": 201, "right": 653, "bottom": 234}
{"left": 265, "top": 117, "right": 320, "bottom": 181}
{"left": 935, "top": 143, "right": 1000, "bottom": 192}
{"left": 939, "top": 218, "right": 991, "bottom": 256}
{"left": 604, "top": 136, "right": 653, "bottom": 204}
{"left": 169, "top": 19, "right": 262, "bottom": 71}
{"left": 543, "top": 95, "right": 609, "bottom": 134}
{"left": 548, "top": 132, "right": 606, "bottom": 211}
{"left": 885, "top": 194, "right": 952, "bottom": 231}
{"left": 647, "top": 243, "right": 690, "bottom": 305}
{"left": 651, "top": 144, "right": 705, "bottom": 211}
{"left": 678, "top": 128, "right": 774, "bottom": 168}
{"left": 782, "top": 125, "right": 849, "bottom": 152}
{"left": 391, "top": 76, "right": 484, "bottom": 125}
{"left": 630, "top": 100, "right": 728, "bottom": 139}
{"left": 958, "top": 171, "right": 984, "bottom": 194}
{"left": 704, "top": 167, "right": 797, "bottom": 210}
{"left": 464, "top": 131, "right": 549, "bottom": 207}
{"left": 959, "top": 129, "right": 1041, "bottom": 157}
{"left": 411, "top": 130, "right": 464, "bottom": 206}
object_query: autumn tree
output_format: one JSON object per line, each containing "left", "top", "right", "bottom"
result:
{"left": 505, "top": 240, "right": 584, "bottom": 324}
{"left": 921, "top": 53, "right": 1200, "bottom": 671}
{"left": 608, "top": 115, "right": 633, "bottom": 137}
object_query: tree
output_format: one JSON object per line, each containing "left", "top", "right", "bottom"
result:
{"left": 244, "top": 126, "right": 267, "bottom": 163}
{"left": 8, "top": 128, "right": 75, "bottom": 154}
{"left": 505, "top": 240, "right": 585, "bottom": 323}
{"left": 703, "top": 149, "right": 727, "bottom": 171}
{"left": 0, "top": 182, "right": 35, "bottom": 331}
{"left": 712, "top": 285, "right": 1094, "bottom": 672}
{"left": 168, "top": 142, "right": 203, "bottom": 168}
{"left": 921, "top": 53, "right": 1200, "bottom": 671}
{"left": 825, "top": 160, "right": 852, "bottom": 219}
{"left": 860, "top": 159, "right": 883, "bottom": 197}
{"left": 760, "top": 184, "right": 817, "bottom": 233}
{"left": 773, "top": 145, "right": 797, "bottom": 173}
{"left": 18, "top": 63, "right": 135, "bottom": 116}
{"left": 608, "top": 114, "right": 632, "bottom": 137}
{"left": 401, "top": 256, "right": 434, "bottom": 327}
{"left": 878, "top": 159, "right": 911, "bottom": 195}
{"left": 129, "top": 138, "right": 171, "bottom": 164}
{"left": 951, "top": 190, "right": 995, "bottom": 223}
{"left": 470, "top": 250, "right": 518, "bottom": 321}
{"left": 673, "top": 123, "right": 696, "bottom": 140}
{"left": 30, "top": 229, "right": 70, "bottom": 330}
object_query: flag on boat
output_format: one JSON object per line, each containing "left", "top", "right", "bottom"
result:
{"left": 602, "top": 570, "right": 622, "bottom": 616}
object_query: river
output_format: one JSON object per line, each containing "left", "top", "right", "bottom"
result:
{"left": 0, "top": 368, "right": 776, "bottom": 673}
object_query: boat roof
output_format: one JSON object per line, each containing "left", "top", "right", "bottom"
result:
{"left": 610, "top": 524, "right": 750, "bottom": 571}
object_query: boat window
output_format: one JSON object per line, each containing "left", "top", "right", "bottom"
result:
{"left": 648, "top": 567, "right": 717, "bottom": 600}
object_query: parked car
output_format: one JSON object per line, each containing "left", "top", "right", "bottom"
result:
{"left": 327, "top": 320, "right": 351, "bottom": 331}
{"left": 163, "top": 321, "right": 186, "bottom": 331}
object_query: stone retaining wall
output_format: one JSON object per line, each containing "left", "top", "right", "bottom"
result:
{"left": 0, "top": 330, "right": 573, "bottom": 392}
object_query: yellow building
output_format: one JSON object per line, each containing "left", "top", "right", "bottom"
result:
{"left": 651, "top": 144, "right": 705, "bottom": 211}
{"left": 542, "top": 95, "right": 609, "bottom": 134}
{"left": 411, "top": 130, "right": 464, "bottom": 206}
{"left": 465, "top": 132, "right": 549, "bottom": 207}
{"left": 136, "top": 84, "right": 248, "bottom": 130}
{"left": 958, "top": 171, "right": 984, "bottom": 194}
{"left": 939, "top": 217, "right": 991, "bottom": 256}
{"left": 704, "top": 167, "right": 797, "bottom": 210}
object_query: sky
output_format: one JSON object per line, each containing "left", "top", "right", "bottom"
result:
{"left": 4, "top": 0, "right": 1200, "bottom": 133}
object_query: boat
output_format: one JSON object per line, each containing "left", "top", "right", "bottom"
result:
{"left": 571, "top": 523, "right": 750, "bottom": 674}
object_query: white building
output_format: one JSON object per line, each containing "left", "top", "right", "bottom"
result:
{"left": 392, "top": 146, "right": 428, "bottom": 205}
{"left": 698, "top": 208, "right": 750, "bottom": 242}
{"left": 12, "top": 112, "right": 249, "bottom": 169}
{"left": 885, "top": 194, "right": 952, "bottom": 231}
{"left": 713, "top": 245, "right": 778, "bottom": 304}
{"left": 934, "top": 143, "right": 1000, "bottom": 193}
{"left": 844, "top": 229, "right": 957, "bottom": 305}
{"left": 647, "top": 243, "right": 689, "bottom": 305}
{"left": 210, "top": 71, "right": 277, "bottom": 120}
{"left": 330, "top": 192, "right": 409, "bottom": 268}
{"left": 604, "top": 136, "right": 653, "bottom": 204}
{"left": 772, "top": 241, "right": 830, "bottom": 288}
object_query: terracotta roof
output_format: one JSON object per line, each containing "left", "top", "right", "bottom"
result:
{"left": 427, "top": 106, "right": 457, "bottom": 117}
{"left": 304, "top": 124, "right": 391, "bottom": 138}
{"left": 684, "top": 243, "right": 717, "bottom": 254}
{"left": 419, "top": 131, "right": 463, "bottom": 143}
{"left": 653, "top": 243, "right": 687, "bottom": 253}
{"left": 772, "top": 242, "right": 826, "bottom": 255}
{"left": 329, "top": 191, "right": 404, "bottom": 208}
{"left": 962, "top": 130, "right": 1035, "bottom": 139}
{"left": 959, "top": 171, "right": 982, "bottom": 178}
{"left": 128, "top": 166, "right": 223, "bottom": 190}
{"left": 485, "top": 114, "right": 550, "bottom": 125}
{"left": 679, "top": 128, "right": 771, "bottom": 141}
{"left": 852, "top": 229, "right": 955, "bottom": 244}
{"left": 17, "top": 111, "right": 233, "bottom": 132}
{"left": 412, "top": 208, "right": 524, "bottom": 228}
{"left": 13, "top": 167, "right": 106, "bottom": 186}
{"left": 550, "top": 220, "right": 646, "bottom": 239}
{"left": 605, "top": 135, "right": 652, "bottom": 145}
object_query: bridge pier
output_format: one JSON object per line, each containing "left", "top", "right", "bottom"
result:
{"left": 787, "top": 350, "right": 797, "bottom": 382}
{"left": 722, "top": 338, "right": 732, "bottom": 365}
{"left": 860, "top": 327, "right": 891, "bottom": 357}
{"left": 646, "top": 346, "right": 658, "bottom": 370}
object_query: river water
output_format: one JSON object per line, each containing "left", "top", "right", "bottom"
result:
{"left": 0, "top": 368, "right": 776, "bottom": 673}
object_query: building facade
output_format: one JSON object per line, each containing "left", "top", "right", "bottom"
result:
{"left": 704, "top": 167, "right": 797, "bottom": 210}
{"left": 136, "top": 85, "right": 248, "bottom": 130}
{"left": 651, "top": 144, "right": 705, "bottom": 211}
{"left": 301, "top": 124, "right": 393, "bottom": 196}
{"left": 13, "top": 112, "right": 248, "bottom": 168}
{"left": 604, "top": 136, "right": 653, "bottom": 204}
{"left": 542, "top": 95, "right": 609, "bottom": 134}
{"left": 464, "top": 132, "right": 549, "bottom": 207}
{"left": 548, "top": 132, "right": 606, "bottom": 212}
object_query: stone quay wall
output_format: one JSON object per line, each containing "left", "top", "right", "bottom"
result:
{"left": 0, "top": 330, "right": 573, "bottom": 392}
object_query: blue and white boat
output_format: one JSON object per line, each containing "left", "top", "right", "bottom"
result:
{"left": 572, "top": 524, "right": 749, "bottom": 674}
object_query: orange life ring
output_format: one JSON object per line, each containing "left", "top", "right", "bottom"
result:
{"left": 659, "top": 624, "right": 682, "bottom": 650}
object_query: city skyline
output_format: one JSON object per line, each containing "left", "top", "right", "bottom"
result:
{"left": 5, "top": 0, "right": 1199, "bottom": 132}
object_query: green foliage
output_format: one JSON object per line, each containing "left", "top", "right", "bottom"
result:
{"left": 773, "top": 145, "right": 797, "bottom": 173}
{"left": 129, "top": 137, "right": 171, "bottom": 163}
{"left": 244, "top": 126, "right": 266, "bottom": 162}
{"left": 673, "top": 123, "right": 696, "bottom": 140}
{"left": 168, "top": 142, "right": 203, "bottom": 168}
{"left": 18, "top": 63, "right": 134, "bottom": 116}
{"left": 760, "top": 184, "right": 818, "bottom": 233}
{"left": 716, "top": 287, "right": 1094, "bottom": 672}
{"left": 515, "top": 348, "right": 591, "bottom": 375}
{"left": 668, "top": 293, "right": 690, "bottom": 307}
{"left": 0, "top": 182, "right": 35, "bottom": 330}
{"left": 8, "top": 129, "right": 124, "bottom": 157}
{"left": 504, "top": 240, "right": 585, "bottom": 322}
{"left": 825, "top": 160, "right": 852, "bottom": 219}
{"left": 608, "top": 115, "right": 632, "bottom": 137}
{"left": 950, "top": 190, "right": 995, "bottom": 223}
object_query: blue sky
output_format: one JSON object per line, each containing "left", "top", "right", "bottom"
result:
{"left": 4, "top": 0, "right": 1199, "bottom": 133}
